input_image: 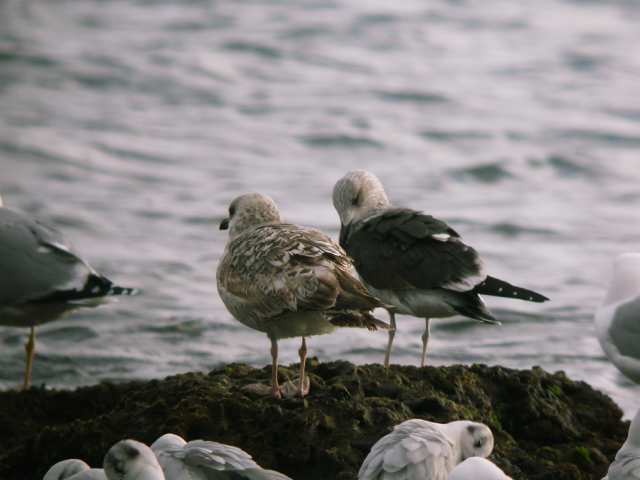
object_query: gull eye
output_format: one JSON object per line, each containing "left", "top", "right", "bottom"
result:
{"left": 351, "top": 192, "right": 361, "bottom": 206}
{"left": 229, "top": 205, "right": 236, "bottom": 217}
{"left": 474, "top": 439, "right": 484, "bottom": 448}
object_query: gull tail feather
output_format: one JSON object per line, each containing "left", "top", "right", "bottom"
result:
{"left": 474, "top": 275, "right": 549, "bottom": 303}
{"left": 449, "top": 292, "right": 501, "bottom": 325}
{"left": 329, "top": 311, "right": 389, "bottom": 330}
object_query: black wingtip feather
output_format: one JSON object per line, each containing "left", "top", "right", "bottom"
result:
{"left": 31, "top": 275, "right": 138, "bottom": 304}
{"left": 475, "top": 275, "right": 549, "bottom": 303}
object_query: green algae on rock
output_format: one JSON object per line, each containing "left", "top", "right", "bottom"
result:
{"left": 0, "top": 362, "right": 627, "bottom": 480}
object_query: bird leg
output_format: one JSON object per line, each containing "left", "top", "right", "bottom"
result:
{"left": 383, "top": 311, "right": 397, "bottom": 370}
{"left": 420, "top": 318, "right": 431, "bottom": 368}
{"left": 270, "top": 336, "right": 282, "bottom": 399}
{"left": 298, "top": 337, "right": 310, "bottom": 397}
{"left": 23, "top": 326, "right": 36, "bottom": 390}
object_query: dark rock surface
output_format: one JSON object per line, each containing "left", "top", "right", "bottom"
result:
{"left": 0, "top": 361, "right": 628, "bottom": 480}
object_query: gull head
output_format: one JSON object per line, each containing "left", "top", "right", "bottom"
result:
{"left": 455, "top": 421, "right": 494, "bottom": 460}
{"left": 623, "top": 409, "right": 640, "bottom": 450}
{"left": 0, "top": 193, "right": 3, "bottom": 207}
{"left": 150, "top": 433, "right": 186, "bottom": 454}
{"left": 603, "top": 253, "right": 640, "bottom": 306}
{"left": 220, "top": 193, "right": 281, "bottom": 240}
{"left": 103, "top": 439, "right": 164, "bottom": 480}
{"left": 332, "top": 170, "right": 390, "bottom": 226}
{"left": 43, "top": 459, "right": 90, "bottom": 480}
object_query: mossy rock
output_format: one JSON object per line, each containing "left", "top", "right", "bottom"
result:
{"left": 0, "top": 362, "right": 627, "bottom": 479}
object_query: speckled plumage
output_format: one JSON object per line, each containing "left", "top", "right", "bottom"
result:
{"left": 218, "top": 223, "right": 383, "bottom": 338}
{"left": 217, "top": 193, "right": 385, "bottom": 397}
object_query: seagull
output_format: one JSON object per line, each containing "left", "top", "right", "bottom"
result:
{"left": 150, "top": 433, "right": 293, "bottom": 479}
{"left": 0, "top": 193, "right": 136, "bottom": 389}
{"left": 103, "top": 439, "right": 165, "bottom": 480}
{"left": 217, "top": 193, "right": 387, "bottom": 398}
{"left": 332, "top": 170, "right": 549, "bottom": 368}
{"left": 603, "top": 409, "right": 640, "bottom": 480}
{"left": 358, "top": 418, "right": 494, "bottom": 480}
{"left": 43, "top": 459, "right": 105, "bottom": 480}
{"left": 595, "top": 253, "right": 640, "bottom": 383}
{"left": 448, "top": 457, "right": 511, "bottom": 480}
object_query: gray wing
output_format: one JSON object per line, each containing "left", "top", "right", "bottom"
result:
{"left": 179, "top": 440, "right": 260, "bottom": 470}
{"left": 341, "top": 209, "right": 485, "bottom": 293}
{"left": 358, "top": 420, "right": 455, "bottom": 480}
{"left": 0, "top": 208, "right": 94, "bottom": 305}
{"left": 610, "top": 297, "right": 640, "bottom": 359}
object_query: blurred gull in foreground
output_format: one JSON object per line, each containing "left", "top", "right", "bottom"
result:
{"left": 333, "top": 170, "right": 549, "bottom": 368}
{"left": 0, "top": 193, "right": 136, "bottom": 389}
{"left": 603, "top": 409, "right": 640, "bottom": 480}
{"left": 43, "top": 459, "right": 105, "bottom": 480}
{"left": 151, "top": 433, "right": 292, "bottom": 479}
{"left": 358, "top": 418, "right": 494, "bottom": 480}
{"left": 448, "top": 457, "right": 511, "bottom": 480}
{"left": 104, "top": 439, "right": 165, "bottom": 480}
{"left": 595, "top": 253, "right": 640, "bottom": 383}
{"left": 217, "top": 193, "right": 386, "bottom": 398}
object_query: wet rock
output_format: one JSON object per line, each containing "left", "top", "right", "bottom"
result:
{"left": 0, "top": 362, "right": 627, "bottom": 480}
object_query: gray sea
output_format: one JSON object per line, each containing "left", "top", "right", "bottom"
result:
{"left": 1, "top": 0, "right": 639, "bottom": 416}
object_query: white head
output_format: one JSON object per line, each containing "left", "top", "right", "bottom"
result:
{"left": 219, "top": 193, "right": 281, "bottom": 240}
{"left": 150, "top": 433, "right": 186, "bottom": 454}
{"left": 450, "top": 421, "right": 494, "bottom": 460}
{"left": 103, "top": 440, "right": 164, "bottom": 480}
{"left": 332, "top": 170, "right": 390, "bottom": 226}
{"left": 43, "top": 459, "right": 90, "bottom": 480}
{"left": 448, "top": 457, "right": 511, "bottom": 480}
{"left": 603, "top": 253, "right": 640, "bottom": 306}
{"left": 0, "top": 193, "right": 3, "bottom": 207}
{"left": 621, "top": 409, "right": 640, "bottom": 452}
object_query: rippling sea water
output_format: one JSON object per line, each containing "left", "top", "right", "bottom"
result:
{"left": 1, "top": 0, "right": 639, "bottom": 416}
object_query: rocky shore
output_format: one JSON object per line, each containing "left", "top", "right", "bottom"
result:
{"left": 0, "top": 361, "right": 628, "bottom": 480}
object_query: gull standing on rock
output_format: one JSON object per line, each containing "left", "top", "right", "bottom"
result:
{"left": 43, "top": 459, "right": 105, "bottom": 480}
{"left": 603, "top": 409, "right": 640, "bottom": 480}
{"left": 103, "top": 439, "right": 165, "bottom": 480}
{"left": 217, "top": 193, "right": 387, "bottom": 398}
{"left": 359, "top": 418, "right": 494, "bottom": 480}
{"left": 595, "top": 253, "right": 640, "bottom": 383}
{"left": 448, "top": 457, "right": 511, "bottom": 480}
{"left": 151, "top": 433, "right": 292, "bottom": 479}
{"left": 0, "top": 194, "right": 136, "bottom": 389}
{"left": 333, "top": 170, "right": 549, "bottom": 368}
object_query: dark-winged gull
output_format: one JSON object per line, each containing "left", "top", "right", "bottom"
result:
{"left": 43, "top": 459, "right": 106, "bottom": 480}
{"left": 332, "top": 170, "right": 549, "bottom": 368}
{"left": 104, "top": 439, "right": 165, "bottom": 480}
{"left": 0, "top": 193, "right": 136, "bottom": 389}
{"left": 448, "top": 457, "right": 511, "bottom": 480}
{"left": 358, "top": 418, "right": 494, "bottom": 480}
{"left": 603, "top": 409, "right": 640, "bottom": 480}
{"left": 151, "top": 433, "right": 293, "bottom": 479}
{"left": 217, "top": 193, "right": 387, "bottom": 398}
{"left": 595, "top": 253, "right": 640, "bottom": 383}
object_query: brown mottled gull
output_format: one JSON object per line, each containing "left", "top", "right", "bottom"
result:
{"left": 0, "top": 193, "right": 136, "bottom": 389}
{"left": 217, "top": 193, "right": 387, "bottom": 398}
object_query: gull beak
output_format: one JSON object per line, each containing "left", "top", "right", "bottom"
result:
{"left": 219, "top": 218, "right": 229, "bottom": 230}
